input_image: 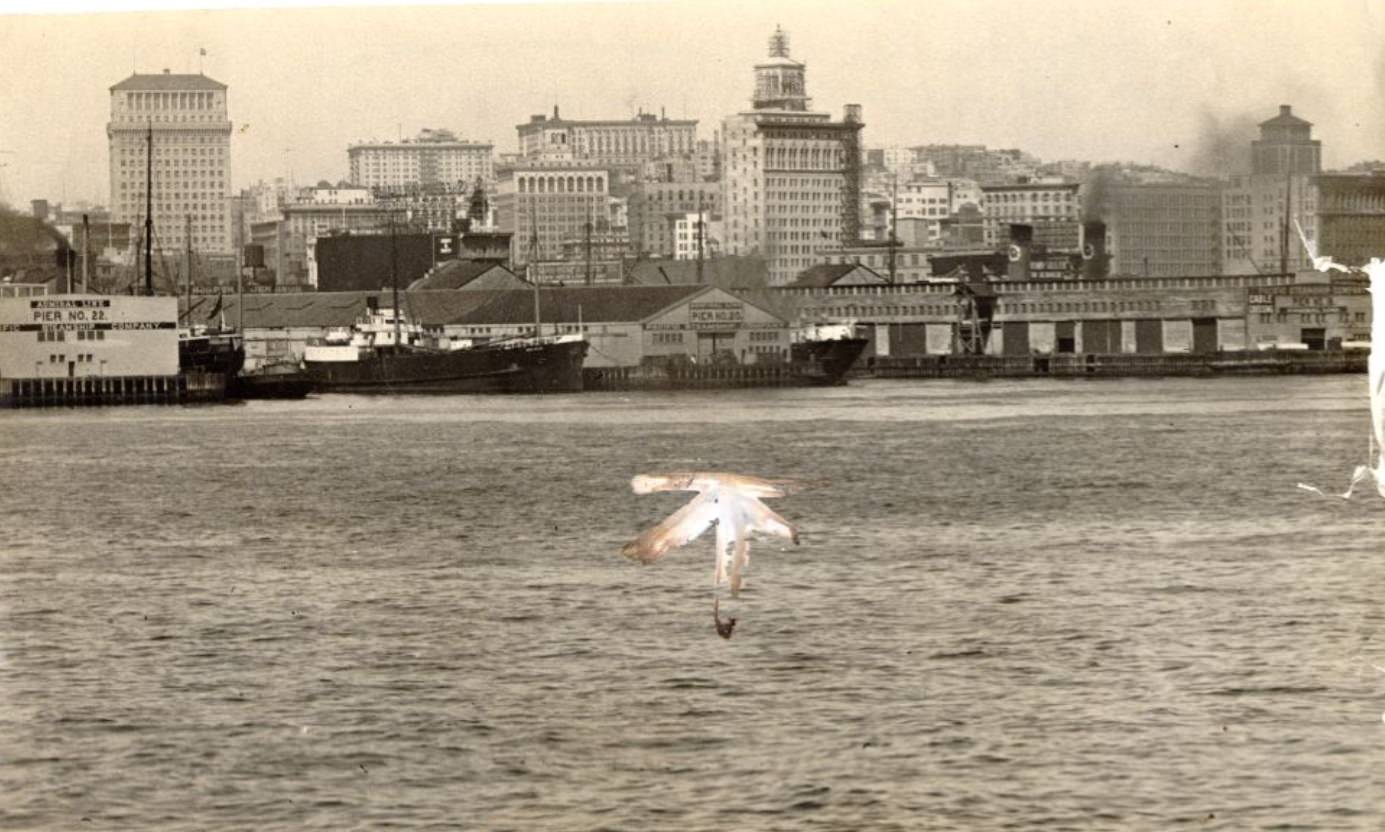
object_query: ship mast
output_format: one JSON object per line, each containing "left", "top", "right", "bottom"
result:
{"left": 144, "top": 121, "right": 154, "bottom": 296}
{"left": 184, "top": 213, "right": 193, "bottom": 323}
{"left": 81, "top": 213, "right": 89, "bottom": 293}
{"left": 390, "top": 215, "right": 401, "bottom": 350}
{"left": 529, "top": 204, "right": 541, "bottom": 338}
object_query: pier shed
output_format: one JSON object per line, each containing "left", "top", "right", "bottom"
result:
{"left": 2, "top": 292, "right": 182, "bottom": 406}
{"left": 1241, "top": 273, "right": 1371, "bottom": 350}
{"left": 431, "top": 284, "right": 793, "bottom": 368}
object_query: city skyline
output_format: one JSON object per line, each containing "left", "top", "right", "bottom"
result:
{"left": 2, "top": 0, "right": 1383, "bottom": 208}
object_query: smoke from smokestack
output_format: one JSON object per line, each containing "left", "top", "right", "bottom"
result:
{"left": 1081, "top": 165, "right": 1119, "bottom": 222}
{"left": 1185, "top": 109, "right": 1258, "bottom": 177}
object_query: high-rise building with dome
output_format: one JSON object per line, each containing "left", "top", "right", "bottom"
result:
{"left": 720, "top": 27, "right": 864, "bottom": 285}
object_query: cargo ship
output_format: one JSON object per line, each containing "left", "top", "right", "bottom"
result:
{"left": 302, "top": 305, "right": 587, "bottom": 394}
{"left": 581, "top": 327, "right": 866, "bottom": 392}
{"left": 869, "top": 348, "right": 1368, "bottom": 379}
{"left": 791, "top": 322, "right": 870, "bottom": 381}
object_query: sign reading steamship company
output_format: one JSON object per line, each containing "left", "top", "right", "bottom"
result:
{"left": 0, "top": 294, "right": 180, "bottom": 378}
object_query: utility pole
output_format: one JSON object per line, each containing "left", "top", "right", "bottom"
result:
{"left": 584, "top": 203, "right": 593, "bottom": 285}
{"left": 696, "top": 190, "right": 705, "bottom": 284}
{"left": 1281, "top": 171, "right": 1292, "bottom": 276}
{"left": 888, "top": 172, "right": 898, "bottom": 285}
{"left": 81, "top": 213, "right": 90, "bottom": 293}
{"left": 236, "top": 237, "right": 245, "bottom": 334}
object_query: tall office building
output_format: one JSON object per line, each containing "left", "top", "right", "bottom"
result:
{"left": 720, "top": 27, "right": 864, "bottom": 286}
{"left": 493, "top": 166, "right": 610, "bottom": 266}
{"left": 980, "top": 181, "right": 1082, "bottom": 250}
{"left": 1098, "top": 181, "right": 1223, "bottom": 277}
{"left": 107, "top": 70, "right": 233, "bottom": 256}
{"left": 627, "top": 181, "right": 721, "bottom": 257}
{"left": 1222, "top": 105, "right": 1321, "bottom": 275}
{"left": 1313, "top": 172, "right": 1385, "bottom": 268}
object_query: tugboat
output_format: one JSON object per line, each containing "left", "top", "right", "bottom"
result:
{"left": 229, "top": 357, "right": 315, "bottom": 399}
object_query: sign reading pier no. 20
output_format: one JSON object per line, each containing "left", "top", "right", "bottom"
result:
{"left": 688, "top": 302, "right": 744, "bottom": 329}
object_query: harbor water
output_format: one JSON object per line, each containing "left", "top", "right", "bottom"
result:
{"left": 2, "top": 376, "right": 1384, "bottom": 830}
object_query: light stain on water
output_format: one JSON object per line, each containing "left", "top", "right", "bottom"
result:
{"left": 2, "top": 376, "right": 1384, "bottom": 829}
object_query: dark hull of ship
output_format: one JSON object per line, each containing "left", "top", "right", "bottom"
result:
{"left": 791, "top": 337, "right": 871, "bottom": 382}
{"left": 869, "top": 349, "right": 1370, "bottom": 379}
{"left": 230, "top": 366, "right": 317, "bottom": 400}
{"left": 305, "top": 338, "right": 588, "bottom": 394}
{"left": 583, "top": 339, "right": 868, "bottom": 392}
{"left": 180, "top": 332, "right": 246, "bottom": 403}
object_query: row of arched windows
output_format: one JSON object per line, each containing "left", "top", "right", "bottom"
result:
{"left": 767, "top": 146, "right": 843, "bottom": 170}
{"left": 517, "top": 175, "right": 606, "bottom": 194}
{"left": 123, "top": 92, "right": 219, "bottom": 111}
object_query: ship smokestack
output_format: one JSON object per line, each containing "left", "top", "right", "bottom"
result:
{"left": 1006, "top": 223, "right": 1033, "bottom": 281}
{"left": 1081, "top": 221, "right": 1109, "bottom": 279}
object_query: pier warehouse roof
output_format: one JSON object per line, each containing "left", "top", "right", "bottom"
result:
{"left": 179, "top": 285, "right": 754, "bottom": 329}
{"left": 790, "top": 263, "right": 886, "bottom": 288}
{"left": 408, "top": 261, "right": 524, "bottom": 291}
{"left": 624, "top": 255, "right": 769, "bottom": 289}
{"left": 438, "top": 285, "right": 713, "bottom": 326}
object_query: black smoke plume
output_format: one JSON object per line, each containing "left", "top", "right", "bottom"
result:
{"left": 1081, "top": 164, "right": 1120, "bottom": 222}
{"left": 1185, "top": 109, "right": 1258, "bottom": 177}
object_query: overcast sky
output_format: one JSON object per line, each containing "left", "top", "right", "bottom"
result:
{"left": 2, "top": 0, "right": 1383, "bottom": 208}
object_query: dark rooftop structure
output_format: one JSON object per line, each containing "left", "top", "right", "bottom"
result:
{"left": 1259, "top": 104, "right": 1312, "bottom": 129}
{"left": 445, "top": 285, "right": 709, "bottom": 325}
{"left": 788, "top": 263, "right": 886, "bottom": 288}
{"left": 314, "top": 233, "right": 435, "bottom": 292}
{"left": 1253, "top": 104, "right": 1320, "bottom": 176}
{"left": 408, "top": 260, "right": 524, "bottom": 291}
{"left": 624, "top": 255, "right": 769, "bottom": 288}
{"left": 927, "top": 251, "right": 1008, "bottom": 281}
{"left": 110, "top": 72, "right": 227, "bottom": 91}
